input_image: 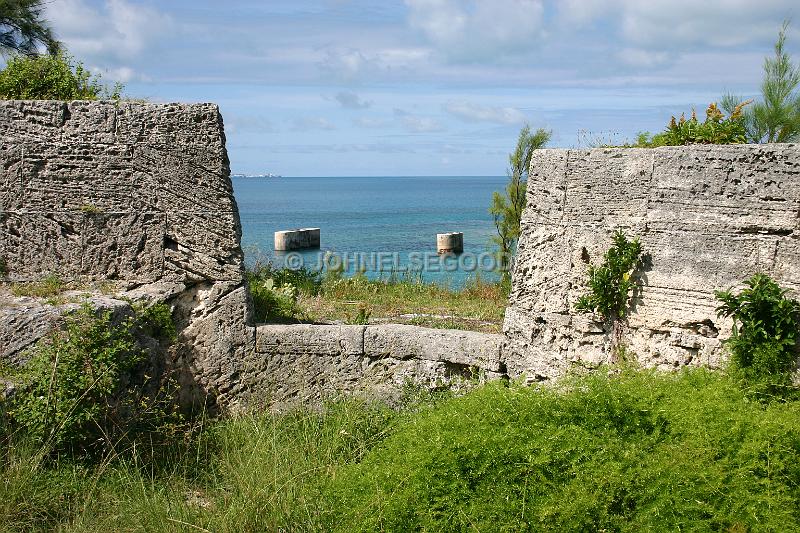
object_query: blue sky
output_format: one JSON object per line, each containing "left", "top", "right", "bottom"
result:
{"left": 41, "top": 0, "right": 800, "bottom": 176}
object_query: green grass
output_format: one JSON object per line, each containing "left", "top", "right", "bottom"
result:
{"left": 2, "top": 368, "right": 800, "bottom": 531}
{"left": 245, "top": 263, "right": 509, "bottom": 332}
{"left": 9, "top": 274, "right": 65, "bottom": 298}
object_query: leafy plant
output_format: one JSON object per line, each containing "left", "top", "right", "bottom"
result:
{"left": 490, "top": 125, "right": 551, "bottom": 278}
{"left": 722, "top": 21, "right": 800, "bottom": 143}
{"left": 247, "top": 271, "right": 305, "bottom": 323}
{"left": 7, "top": 305, "right": 141, "bottom": 451}
{"left": 0, "top": 51, "right": 122, "bottom": 100}
{"left": 715, "top": 273, "right": 799, "bottom": 388}
{"left": 3, "top": 302, "right": 180, "bottom": 454}
{"left": 134, "top": 302, "right": 176, "bottom": 342}
{"left": 637, "top": 102, "right": 749, "bottom": 147}
{"left": 346, "top": 304, "right": 371, "bottom": 325}
{"left": 576, "top": 230, "right": 643, "bottom": 321}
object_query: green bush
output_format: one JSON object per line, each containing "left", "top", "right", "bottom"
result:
{"left": 715, "top": 273, "right": 799, "bottom": 389}
{"left": 247, "top": 273, "right": 303, "bottom": 323}
{"left": 3, "top": 302, "right": 178, "bottom": 453}
{"left": 575, "top": 230, "right": 643, "bottom": 321}
{"left": 324, "top": 370, "right": 800, "bottom": 532}
{"left": 3, "top": 369, "right": 800, "bottom": 530}
{"left": 637, "top": 102, "right": 749, "bottom": 147}
{"left": 0, "top": 52, "right": 122, "bottom": 100}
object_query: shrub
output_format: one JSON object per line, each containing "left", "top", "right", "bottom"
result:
{"left": 346, "top": 304, "right": 371, "bottom": 325}
{"left": 4, "top": 302, "right": 178, "bottom": 454}
{"left": 0, "top": 52, "right": 122, "bottom": 100}
{"left": 324, "top": 370, "right": 800, "bottom": 531}
{"left": 246, "top": 268, "right": 306, "bottom": 323}
{"left": 715, "top": 273, "right": 799, "bottom": 388}
{"left": 575, "top": 230, "right": 643, "bottom": 321}
{"left": 637, "top": 102, "right": 749, "bottom": 147}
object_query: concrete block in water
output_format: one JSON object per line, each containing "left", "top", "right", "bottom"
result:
{"left": 274, "top": 228, "right": 320, "bottom": 251}
{"left": 437, "top": 232, "right": 463, "bottom": 254}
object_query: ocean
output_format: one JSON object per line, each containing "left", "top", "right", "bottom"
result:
{"left": 232, "top": 175, "right": 509, "bottom": 287}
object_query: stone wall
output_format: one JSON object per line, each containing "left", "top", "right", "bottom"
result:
{"left": 0, "top": 100, "right": 254, "bottom": 407}
{"left": 505, "top": 144, "right": 800, "bottom": 380}
{"left": 249, "top": 324, "right": 504, "bottom": 406}
{"left": 0, "top": 100, "right": 505, "bottom": 409}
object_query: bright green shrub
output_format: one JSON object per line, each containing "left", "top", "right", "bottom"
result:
{"left": 246, "top": 262, "right": 322, "bottom": 322}
{"left": 575, "top": 230, "right": 643, "bottom": 321}
{"left": 4, "top": 302, "right": 177, "bottom": 453}
{"left": 247, "top": 274, "right": 302, "bottom": 322}
{"left": 638, "top": 102, "right": 750, "bottom": 147}
{"left": 715, "top": 273, "right": 799, "bottom": 388}
{"left": 0, "top": 52, "right": 121, "bottom": 100}
{"left": 324, "top": 370, "right": 800, "bottom": 532}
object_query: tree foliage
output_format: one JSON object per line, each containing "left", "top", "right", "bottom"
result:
{"left": 0, "top": 52, "right": 121, "bottom": 100}
{"left": 0, "top": 0, "right": 59, "bottom": 56}
{"left": 721, "top": 21, "right": 800, "bottom": 143}
{"left": 490, "top": 125, "right": 550, "bottom": 278}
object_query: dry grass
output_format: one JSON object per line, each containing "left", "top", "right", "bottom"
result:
{"left": 298, "top": 275, "right": 508, "bottom": 333}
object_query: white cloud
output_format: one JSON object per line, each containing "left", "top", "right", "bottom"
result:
{"left": 334, "top": 91, "right": 372, "bottom": 109}
{"left": 47, "top": 0, "right": 172, "bottom": 60}
{"left": 291, "top": 117, "right": 336, "bottom": 131}
{"left": 405, "top": 0, "right": 545, "bottom": 62}
{"left": 444, "top": 101, "right": 527, "bottom": 124}
{"left": 617, "top": 48, "right": 671, "bottom": 69}
{"left": 401, "top": 116, "right": 445, "bottom": 132}
{"left": 394, "top": 108, "right": 445, "bottom": 132}
{"left": 558, "top": 0, "right": 797, "bottom": 49}
{"left": 354, "top": 117, "right": 391, "bottom": 128}
{"left": 45, "top": 0, "right": 172, "bottom": 82}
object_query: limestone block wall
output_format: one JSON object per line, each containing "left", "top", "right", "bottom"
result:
{"left": 505, "top": 144, "right": 800, "bottom": 380}
{"left": 0, "top": 100, "right": 253, "bottom": 407}
{"left": 250, "top": 324, "right": 504, "bottom": 407}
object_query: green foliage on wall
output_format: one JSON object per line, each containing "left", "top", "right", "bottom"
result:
{"left": 575, "top": 230, "right": 643, "bottom": 322}
{"left": 637, "top": 102, "right": 749, "bottom": 147}
{"left": 3, "top": 302, "right": 177, "bottom": 453}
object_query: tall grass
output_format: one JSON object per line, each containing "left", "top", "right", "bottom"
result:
{"left": 245, "top": 262, "right": 508, "bottom": 332}
{"left": 2, "top": 369, "right": 799, "bottom": 531}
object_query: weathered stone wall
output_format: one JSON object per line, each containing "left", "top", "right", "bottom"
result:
{"left": 0, "top": 100, "right": 504, "bottom": 410}
{"left": 0, "top": 100, "right": 254, "bottom": 407}
{"left": 249, "top": 324, "right": 504, "bottom": 406}
{"left": 505, "top": 144, "right": 800, "bottom": 380}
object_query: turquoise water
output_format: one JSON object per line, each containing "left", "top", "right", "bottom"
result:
{"left": 232, "top": 176, "right": 508, "bottom": 287}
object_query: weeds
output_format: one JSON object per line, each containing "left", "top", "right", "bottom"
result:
{"left": 10, "top": 274, "right": 64, "bottom": 298}
{"left": 637, "top": 102, "right": 750, "bottom": 147}
{"left": 2, "top": 302, "right": 181, "bottom": 456}
{"left": 245, "top": 261, "right": 507, "bottom": 332}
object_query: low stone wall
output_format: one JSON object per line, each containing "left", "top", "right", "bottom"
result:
{"left": 248, "top": 324, "right": 504, "bottom": 406}
{"left": 505, "top": 144, "right": 800, "bottom": 380}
